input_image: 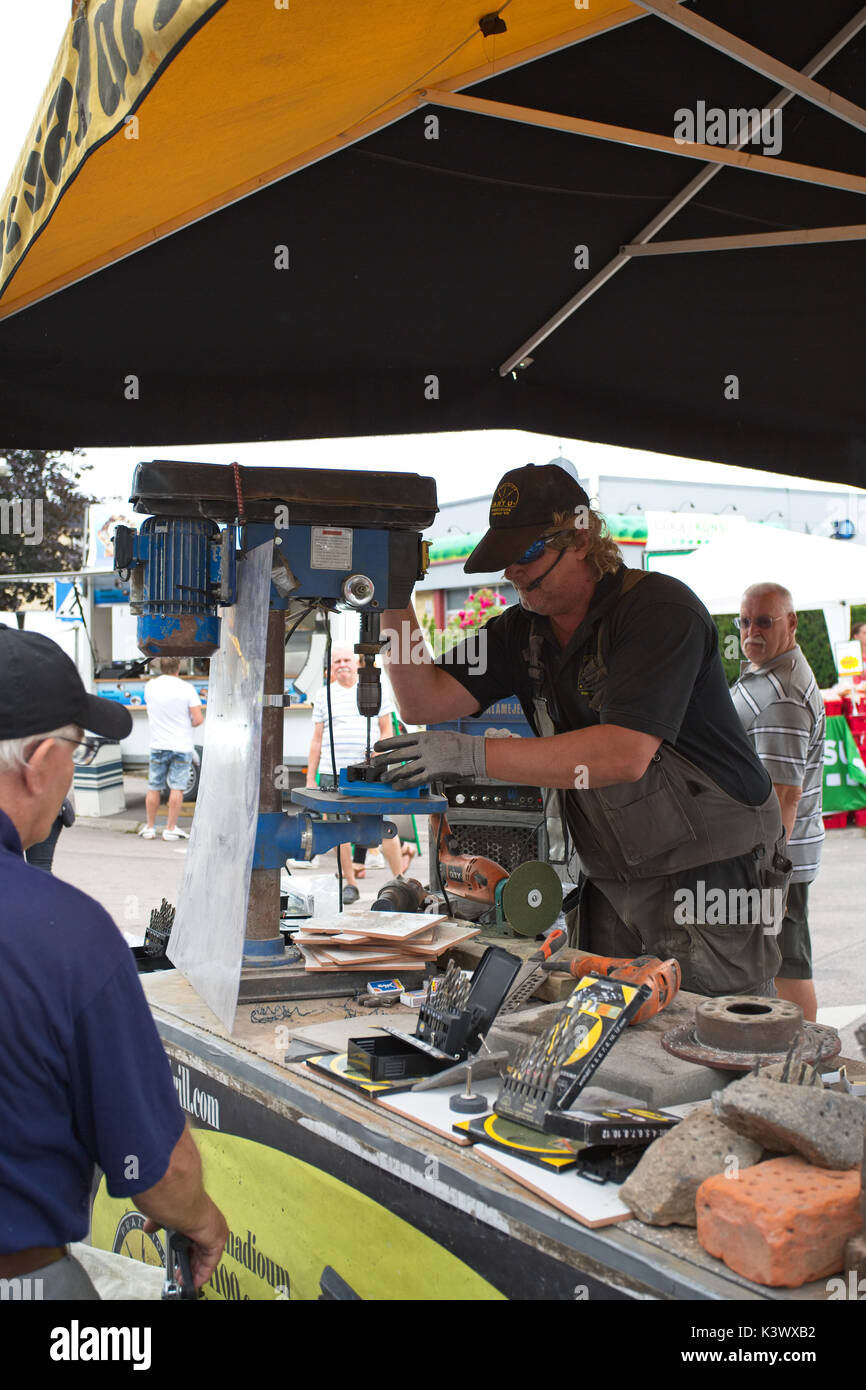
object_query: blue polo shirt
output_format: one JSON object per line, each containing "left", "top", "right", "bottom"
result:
{"left": 0, "top": 808, "right": 185, "bottom": 1252}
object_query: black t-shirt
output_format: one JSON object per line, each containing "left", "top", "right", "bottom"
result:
{"left": 440, "top": 567, "right": 771, "bottom": 806}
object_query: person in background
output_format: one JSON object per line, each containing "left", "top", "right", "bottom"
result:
{"left": 305, "top": 645, "right": 414, "bottom": 902}
{"left": 140, "top": 657, "right": 204, "bottom": 841}
{"left": 0, "top": 625, "right": 227, "bottom": 1297}
{"left": 851, "top": 622, "right": 866, "bottom": 692}
{"left": 730, "top": 584, "right": 825, "bottom": 1020}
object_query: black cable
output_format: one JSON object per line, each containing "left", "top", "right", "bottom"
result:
{"left": 434, "top": 810, "right": 453, "bottom": 919}
{"left": 285, "top": 600, "right": 318, "bottom": 647}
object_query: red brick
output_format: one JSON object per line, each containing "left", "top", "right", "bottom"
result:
{"left": 696, "top": 1156, "right": 862, "bottom": 1287}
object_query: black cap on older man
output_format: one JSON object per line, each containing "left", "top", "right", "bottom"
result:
{"left": 0, "top": 625, "right": 132, "bottom": 742}
{"left": 464, "top": 463, "right": 591, "bottom": 574}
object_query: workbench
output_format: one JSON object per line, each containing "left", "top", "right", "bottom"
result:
{"left": 89, "top": 968, "right": 863, "bottom": 1302}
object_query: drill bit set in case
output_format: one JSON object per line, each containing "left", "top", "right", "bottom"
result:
{"left": 494, "top": 975, "right": 653, "bottom": 1134}
{"left": 347, "top": 947, "right": 521, "bottom": 1081}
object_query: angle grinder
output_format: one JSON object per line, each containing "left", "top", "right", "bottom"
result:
{"left": 496, "top": 860, "right": 563, "bottom": 935}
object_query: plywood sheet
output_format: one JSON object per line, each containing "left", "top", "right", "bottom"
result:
{"left": 291, "top": 911, "right": 443, "bottom": 941}
{"left": 378, "top": 1079, "right": 501, "bottom": 1146}
{"left": 473, "top": 1146, "right": 631, "bottom": 1228}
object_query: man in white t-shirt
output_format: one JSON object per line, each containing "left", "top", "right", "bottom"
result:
{"left": 140, "top": 658, "right": 204, "bottom": 842}
{"left": 306, "top": 646, "right": 409, "bottom": 901}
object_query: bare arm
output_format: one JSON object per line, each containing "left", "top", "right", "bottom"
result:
{"left": 773, "top": 782, "right": 802, "bottom": 840}
{"left": 306, "top": 721, "right": 324, "bottom": 787}
{"left": 190, "top": 705, "right": 204, "bottom": 728}
{"left": 136, "top": 1123, "right": 228, "bottom": 1288}
{"left": 485, "top": 725, "right": 662, "bottom": 789}
{"left": 381, "top": 606, "right": 483, "bottom": 724}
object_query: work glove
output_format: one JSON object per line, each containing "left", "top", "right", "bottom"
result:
{"left": 372, "top": 731, "right": 488, "bottom": 788}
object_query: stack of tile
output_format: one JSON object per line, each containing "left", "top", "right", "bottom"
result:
{"left": 292, "top": 911, "right": 480, "bottom": 971}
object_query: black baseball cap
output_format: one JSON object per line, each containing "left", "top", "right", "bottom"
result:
{"left": 464, "top": 463, "right": 591, "bottom": 574}
{"left": 0, "top": 625, "right": 132, "bottom": 742}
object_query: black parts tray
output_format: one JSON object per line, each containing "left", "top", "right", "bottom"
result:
{"left": 346, "top": 1034, "right": 451, "bottom": 1083}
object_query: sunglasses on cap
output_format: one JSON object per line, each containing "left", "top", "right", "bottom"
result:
{"left": 733, "top": 615, "right": 786, "bottom": 632}
{"left": 513, "top": 529, "right": 574, "bottom": 566}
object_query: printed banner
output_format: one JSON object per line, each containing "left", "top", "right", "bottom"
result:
{"left": 823, "top": 714, "right": 866, "bottom": 813}
{"left": 0, "top": 0, "right": 226, "bottom": 299}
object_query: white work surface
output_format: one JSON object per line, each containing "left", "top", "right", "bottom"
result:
{"left": 473, "top": 1146, "right": 632, "bottom": 1228}
{"left": 377, "top": 1078, "right": 501, "bottom": 1146}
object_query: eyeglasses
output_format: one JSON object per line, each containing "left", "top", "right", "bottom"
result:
{"left": 733, "top": 615, "right": 786, "bottom": 632}
{"left": 513, "top": 529, "right": 572, "bottom": 566}
{"left": 54, "top": 735, "right": 111, "bottom": 766}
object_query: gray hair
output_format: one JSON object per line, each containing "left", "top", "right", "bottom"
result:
{"left": 741, "top": 582, "right": 796, "bottom": 613}
{"left": 0, "top": 724, "right": 80, "bottom": 774}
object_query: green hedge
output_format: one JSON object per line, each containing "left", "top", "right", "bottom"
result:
{"left": 715, "top": 610, "right": 837, "bottom": 689}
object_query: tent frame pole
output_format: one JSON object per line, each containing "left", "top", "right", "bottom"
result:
{"left": 428, "top": 6, "right": 866, "bottom": 376}
{"left": 631, "top": 0, "right": 866, "bottom": 136}
{"left": 625, "top": 224, "right": 866, "bottom": 257}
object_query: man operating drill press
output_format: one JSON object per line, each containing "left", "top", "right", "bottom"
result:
{"left": 373, "top": 463, "right": 791, "bottom": 998}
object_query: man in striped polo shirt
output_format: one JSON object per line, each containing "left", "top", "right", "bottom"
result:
{"left": 730, "top": 583, "right": 825, "bottom": 1020}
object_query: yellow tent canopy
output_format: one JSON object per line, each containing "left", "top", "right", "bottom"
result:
{"left": 0, "top": 0, "right": 637, "bottom": 318}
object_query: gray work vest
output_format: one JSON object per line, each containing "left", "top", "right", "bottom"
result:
{"left": 523, "top": 571, "right": 784, "bottom": 884}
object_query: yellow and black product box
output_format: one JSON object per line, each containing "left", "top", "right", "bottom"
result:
{"left": 545, "top": 1106, "right": 681, "bottom": 1145}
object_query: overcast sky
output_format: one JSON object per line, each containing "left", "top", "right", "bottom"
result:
{"left": 1, "top": 4, "right": 862, "bottom": 512}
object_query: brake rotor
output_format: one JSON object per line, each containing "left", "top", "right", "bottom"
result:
{"left": 500, "top": 861, "right": 562, "bottom": 936}
{"left": 662, "top": 995, "right": 841, "bottom": 1071}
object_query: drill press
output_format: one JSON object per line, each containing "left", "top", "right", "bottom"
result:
{"left": 114, "top": 460, "right": 446, "bottom": 1027}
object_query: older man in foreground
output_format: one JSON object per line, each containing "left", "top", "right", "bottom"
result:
{"left": 730, "top": 584, "right": 825, "bottom": 1020}
{"left": 0, "top": 625, "right": 227, "bottom": 1296}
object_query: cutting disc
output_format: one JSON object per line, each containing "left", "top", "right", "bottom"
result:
{"left": 500, "top": 861, "right": 562, "bottom": 936}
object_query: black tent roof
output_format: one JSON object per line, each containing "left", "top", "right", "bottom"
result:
{"left": 1, "top": 0, "right": 864, "bottom": 487}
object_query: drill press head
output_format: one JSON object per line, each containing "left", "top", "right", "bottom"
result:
{"left": 118, "top": 460, "right": 436, "bottom": 662}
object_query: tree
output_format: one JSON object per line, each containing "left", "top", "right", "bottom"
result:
{"left": 0, "top": 450, "right": 96, "bottom": 623}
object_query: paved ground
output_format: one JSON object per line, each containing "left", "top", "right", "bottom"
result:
{"left": 54, "top": 774, "right": 866, "bottom": 1059}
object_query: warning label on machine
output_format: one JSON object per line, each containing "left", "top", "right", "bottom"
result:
{"left": 311, "top": 527, "right": 353, "bottom": 570}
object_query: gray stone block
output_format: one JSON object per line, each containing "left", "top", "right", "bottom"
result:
{"left": 713, "top": 1075, "right": 866, "bottom": 1170}
{"left": 590, "top": 990, "right": 733, "bottom": 1108}
{"left": 620, "top": 1107, "right": 762, "bottom": 1227}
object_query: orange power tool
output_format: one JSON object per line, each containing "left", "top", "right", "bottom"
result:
{"left": 546, "top": 952, "right": 681, "bottom": 1025}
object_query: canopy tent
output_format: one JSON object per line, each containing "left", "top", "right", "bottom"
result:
{"left": 651, "top": 521, "right": 866, "bottom": 646}
{"left": 0, "top": 0, "right": 865, "bottom": 486}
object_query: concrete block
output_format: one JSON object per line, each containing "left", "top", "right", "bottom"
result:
{"left": 590, "top": 990, "right": 732, "bottom": 1108}
{"left": 714, "top": 1074, "right": 866, "bottom": 1169}
{"left": 620, "top": 1107, "right": 761, "bottom": 1227}
{"left": 490, "top": 990, "right": 734, "bottom": 1108}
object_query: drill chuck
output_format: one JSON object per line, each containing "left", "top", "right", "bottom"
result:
{"left": 356, "top": 663, "right": 382, "bottom": 718}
